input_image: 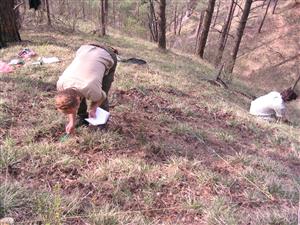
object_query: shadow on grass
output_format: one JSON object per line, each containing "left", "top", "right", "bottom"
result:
{"left": 0, "top": 75, "right": 56, "bottom": 93}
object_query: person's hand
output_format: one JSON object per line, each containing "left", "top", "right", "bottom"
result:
{"left": 89, "top": 108, "right": 97, "bottom": 118}
{"left": 66, "top": 121, "right": 75, "bottom": 134}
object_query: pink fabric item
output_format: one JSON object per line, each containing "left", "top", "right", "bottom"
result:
{"left": 0, "top": 61, "right": 14, "bottom": 73}
{"left": 18, "top": 48, "right": 37, "bottom": 59}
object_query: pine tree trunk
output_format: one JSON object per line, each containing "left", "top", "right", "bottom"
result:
{"left": 158, "top": 0, "right": 166, "bottom": 49}
{"left": 0, "top": 0, "right": 21, "bottom": 43}
{"left": 197, "top": 0, "right": 216, "bottom": 58}
{"left": 227, "top": 0, "right": 253, "bottom": 73}
{"left": 214, "top": 0, "right": 235, "bottom": 67}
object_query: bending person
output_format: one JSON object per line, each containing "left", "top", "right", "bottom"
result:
{"left": 249, "top": 88, "right": 297, "bottom": 122}
{"left": 55, "top": 44, "right": 118, "bottom": 134}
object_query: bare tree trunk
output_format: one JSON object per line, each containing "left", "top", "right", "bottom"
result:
{"left": 158, "top": 0, "right": 166, "bottom": 49}
{"left": 112, "top": 0, "right": 116, "bottom": 27}
{"left": 105, "top": 0, "right": 108, "bottom": 26}
{"left": 0, "top": 0, "right": 21, "bottom": 43}
{"left": 195, "top": 10, "right": 205, "bottom": 53}
{"left": 227, "top": 0, "right": 253, "bottom": 73}
{"left": 224, "top": 2, "right": 236, "bottom": 47}
{"left": 45, "top": 0, "right": 51, "bottom": 26}
{"left": 177, "top": 10, "right": 184, "bottom": 35}
{"left": 82, "top": 0, "right": 86, "bottom": 19}
{"left": 214, "top": 0, "right": 235, "bottom": 67}
{"left": 99, "top": 0, "right": 106, "bottom": 36}
{"left": 59, "top": 0, "right": 65, "bottom": 15}
{"left": 173, "top": 3, "right": 177, "bottom": 35}
{"left": 258, "top": 0, "right": 271, "bottom": 33}
{"left": 196, "top": 0, "right": 216, "bottom": 58}
{"left": 213, "top": 0, "right": 220, "bottom": 27}
{"left": 148, "top": 0, "right": 158, "bottom": 42}
{"left": 272, "top": 0, "right": 279, "bottom": 14}
{"left": 0, "top": 25, "right": 6, "bottom": 48}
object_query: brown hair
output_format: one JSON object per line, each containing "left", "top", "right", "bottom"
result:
{"left": 55, "top": 88, "right": 80, "bottom": 111}
{"left": 280, "top": 87, "right": 298, "bottom": 102}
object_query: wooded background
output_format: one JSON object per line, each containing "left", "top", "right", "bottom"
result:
{"left": 1, "top": 0, "right": 299, "bottom": 74}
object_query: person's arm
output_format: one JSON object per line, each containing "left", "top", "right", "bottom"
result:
{"left": 88, "top": 90, "right": 107, "bottom": 118}
{"left": 89, "top": 100, "right": 102, "bottom": 118}
{"left": 66, "top": 112, "right": 76, "bottom": 134}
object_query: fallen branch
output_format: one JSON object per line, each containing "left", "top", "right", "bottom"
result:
{"left": 292, "top": 68, "right": 300, "bottom": 91}
{"left": 14, "top": 0, "right": 24, "bottom": 10}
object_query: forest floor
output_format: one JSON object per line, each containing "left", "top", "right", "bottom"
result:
{"left": 0, "top": 29, "right": 300, "bottom": 225}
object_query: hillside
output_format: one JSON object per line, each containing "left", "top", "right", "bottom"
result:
{"left": 169, "top": 0, "right": 300, "bottom": 124}
{"left": 170, "top": 0, "right": 300, "bottom": 91}
{"left": 0, "top": 29, "right": 300, "bottom": 225}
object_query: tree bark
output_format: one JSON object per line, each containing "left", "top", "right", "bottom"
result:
{"left": 158, "top": 0, "right": 166, "bottom": 49}
{"left": 0, "top": 0, "right": 21, "bottom": 43}
{"left": 227, "top": 0, "right": 253, "bottom": 73}
{"left": 196, "top": 0, "right": 216, "bottom": 58}
{"left": 214, "top": 0, "right": 235, "bottom": 67}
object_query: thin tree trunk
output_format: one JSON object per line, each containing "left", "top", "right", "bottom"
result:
{"left": 213, "top": 0, "right": 220, "bottom": 27}
{"left": 197, "top": 0, "right": 216, "bottom": 58}
{"left": 0, "top": 25, "right": 6, "bottom": 48}
{"left": 99, "top": 0, "right": 106, "bottom": 36}
{"left": 82, "top": 0, "right": 86, "bottom": 19}
{"left": 158, "top": 0, "right": 166, "bottom": 49}
{"left": 173, "top": 3, "right": 177, "bottom": 35}
{"left": 148, "top": 0, "right": 158, "bottom": 42}
{"left": 258, "top": 0, "right": 271, "bottom": 33}
{"left": 105, "top": 0, "right": 108, "bottom": 26}
{"left": 45, "top": 0, "right": 51, "bottom": 26}
{"left": 0, "top": 0, "right": 21, "bottom": 43}
{"left": 227, "top": 0, "right": 253, "bottom": 73}
{"left": 195, "top": 10, "right": 205, "bottom": 54}
{"left": 177, "top": 10, "right": 184, "bottom": 35}
{"left": 272, "top": 0, "right": 279, "bottom": 14}
{"left": 112, "top": 0, "right": 116, "bottom": 27}
{"left": 215, "top": 0, "right": 235, "bottom": 67}
{"left": 224, "top": 2, "right": 236, "bottom": 47}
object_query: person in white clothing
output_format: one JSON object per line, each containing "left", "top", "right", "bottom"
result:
{"left": 249, "top": 88, "right": 298, "bottom": 122}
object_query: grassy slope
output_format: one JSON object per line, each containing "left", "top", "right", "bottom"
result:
{"left": 0, "top": 30, "right": 299, "bottom": 225}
